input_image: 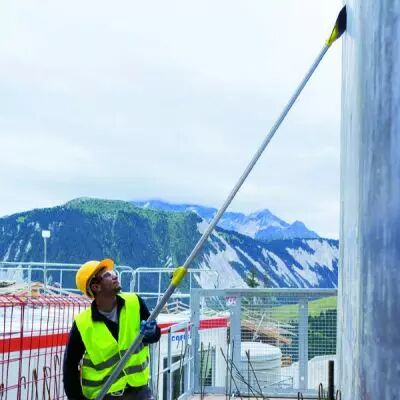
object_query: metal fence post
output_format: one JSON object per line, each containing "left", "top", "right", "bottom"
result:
{"left": 191, "top": 289, "right": 201, "bottom": 393}
{"left": 167, "top": 328, "right": 172, "bottom": 400}
{"left": 230, "top": 294, "right": 242, "bottom": 390}
{"left": 149, "top": 343, "right": 157, "bottom": 397}
{"left": 184, "top": 324, "right": 190, "bottom": 395}
{"left": 28, "top": 265, "right": 32, "bottom": 293}
{"left": 298, "top": 296, "right": 309, "bottom": 391}
{"left": 328, "top": 359, "right": 334, "bottom": 400}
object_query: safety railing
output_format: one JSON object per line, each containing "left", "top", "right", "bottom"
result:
{"left": 150, "top": 321, "right": 192, "bottom": 400}
{"left": 190, "top": 288, "right": 338, "bottom": 398}
{"left": 131, "top": 267, "right": 219, "bottom": 300}
{"left": 0, "top": 294, "right": 90, "bottom": 400}
{"left": 0, "top": 262, "right": 135, "bottom": 296}
{"left": 0, "top": 263, "right": 219, "bottom": 303}
{"left": 0, "top": 269, "right": 338, "bottom": 399}
{"left": 0, "top": 292, "right": 195, "bottom": 400}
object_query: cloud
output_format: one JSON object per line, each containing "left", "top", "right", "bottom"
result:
{"left": 0, "top": 0, "right": 342, "bottom": 238}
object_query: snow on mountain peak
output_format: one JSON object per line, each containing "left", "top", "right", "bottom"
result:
{"left": 131, "top": 199, "right": 320, "bottom": 241}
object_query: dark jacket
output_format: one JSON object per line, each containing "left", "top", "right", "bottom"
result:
{"left": 63, "top": 294, "right": 161, "bottom": 400}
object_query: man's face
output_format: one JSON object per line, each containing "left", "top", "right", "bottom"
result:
{"left": 91, "top": 268, "right": 121, "bottom": 296}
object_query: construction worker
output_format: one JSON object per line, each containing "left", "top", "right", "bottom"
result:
{"left": 63, "top": 258, "right": 160, "bottom": 400}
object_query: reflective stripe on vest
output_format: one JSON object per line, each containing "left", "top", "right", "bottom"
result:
{"left": 82, "top": 359, "right": 149, "bottom": 387}
{"left": 82, "top": 344, "right": 144, "bottom": 370}
{"left": 75, "top": 293, "right": 149, "bottom": 399}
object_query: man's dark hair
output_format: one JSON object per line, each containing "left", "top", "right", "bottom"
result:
{"left": 88, "top": 270, "right": 104, "bottom": 297}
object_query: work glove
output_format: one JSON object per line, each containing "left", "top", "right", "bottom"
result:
{"left": 140, "top": 319, "right": 157, "bottom": 338}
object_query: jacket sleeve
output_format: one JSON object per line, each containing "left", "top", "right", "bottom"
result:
{"left": 137, "top": 295, "right": 161, "bottom": 344}
{"left": 63, "top": 322, "right": 86, "bottom": 400}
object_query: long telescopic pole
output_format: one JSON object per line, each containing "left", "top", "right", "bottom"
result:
{"left": 95, "top": 6, "right": 346, "bottom": 399}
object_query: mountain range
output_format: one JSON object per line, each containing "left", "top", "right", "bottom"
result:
{"left": 132, "top": 200, "right": 319, "bottom": 241}
{"left": 0, "top": 198, "right": 338, "bottom": 289}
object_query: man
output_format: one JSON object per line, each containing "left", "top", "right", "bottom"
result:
{"left": 63, "top": 258, "right": 160, "bottom": 400}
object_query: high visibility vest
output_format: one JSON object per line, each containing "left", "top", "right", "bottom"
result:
{"left": 75, "top": 293, "right": 149, "bottom": 399}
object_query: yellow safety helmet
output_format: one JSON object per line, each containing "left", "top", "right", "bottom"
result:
{"left": 76, "top": 258, "right": 114, "bottom": 298}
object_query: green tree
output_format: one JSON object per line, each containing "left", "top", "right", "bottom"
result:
{"left": 246, "top": 268, "right": 259, "bottom": 288}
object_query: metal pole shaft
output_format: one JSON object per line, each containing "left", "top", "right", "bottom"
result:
{"left": 96, "top": 44, "right": 330, "bottom": 400}
{"left": 328, "top": 360, "right": 334, "bottom": 400}
{"left": 180, "top": 45, "right": 329, "bottom": 274}
{"left": 44, "top": 238, "right": 47, "bottom": 290}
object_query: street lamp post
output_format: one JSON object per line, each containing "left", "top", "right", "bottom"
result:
{"left": 42, "top": 230, "right": 51, "bottom": 289}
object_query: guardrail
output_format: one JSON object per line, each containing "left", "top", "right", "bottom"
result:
{"left": 0, "top": 263, "right": 220, "bottom": 302}
{"left": 0, "top": 274, "right": 338, "bottom": 399}
{"left": 0, "top": 294, "right": 90, "bottom": 399}
{"left": 0, "top": 261, "right": 135, "bottom": 295}
{"left": 132, "top": 267, "right": 219, "bottom": 299}
{"left": 151, "top": 321, "right": 193, "bottom": 400}
{"left": 0, "top": 293, "right": 193, "bottom": 400}
{"left": 190, "top": 288, "right": 338, "bottom": 398}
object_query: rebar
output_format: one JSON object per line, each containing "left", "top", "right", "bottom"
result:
{"left": 219, "top": 348, "right": 244, "bottom": 400}
{"left": 245, "top": 350, "right": 266, "bottom": 399}
{"left": 202, "top": 342, "right": 211, "bottom": 396}
{"left": 220, "top": 348, "right": 262, "bottom": 399}
{"left": 53, "top": 355, "right": 61, "bottom": 399}
{"left": 225, "top": 341, "right": 230, "bottom": 400}
{"left": 199, "top": 342, "right": 204, "bottom": 400}
{"left": 31, "top": 369, "right": 38, "bottom": 400}
{"left": 42, "top": 366, "right": 51, "bottom": 400}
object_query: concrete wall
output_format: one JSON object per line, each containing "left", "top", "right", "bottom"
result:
{"left": 338, "top": 1, "right": 400, "bottom": 399}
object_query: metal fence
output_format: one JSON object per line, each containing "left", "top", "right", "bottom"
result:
{"left": 131, "top": 267, "right": 219, "bottom": 299}
{"left": 150, "top": 321, "right": 192, "bottom": 400}
{"left": 0, "top": 265, "right": 337, "bottom": 399}
{"left": 0, "top": 293, "right": 193, "bottom": 400}
{"left": 0, "top": 294, "right": 90, "bottom": 400}
{"left": 0, "top": 262, "right": 219, "bottom": 301}
{"left": 0, "top": 261, "right": 136, "bottom": 296}
{"left": 190, "top": 288, "right": 337, "bottom": 398}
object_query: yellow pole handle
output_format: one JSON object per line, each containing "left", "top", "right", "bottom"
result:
{"left": 171, "top": 266, "right": 187, "bottom": 287}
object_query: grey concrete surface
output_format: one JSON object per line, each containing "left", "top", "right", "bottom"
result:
{"left": 338, "top": 1, "right": 400, "bottom": 399}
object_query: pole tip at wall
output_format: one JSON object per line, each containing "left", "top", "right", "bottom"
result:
{"left": 336, "top": 5, "right": 347, "bottom": 37}
{"left": 326, "top": 5, "right": 347, "bottom": 46}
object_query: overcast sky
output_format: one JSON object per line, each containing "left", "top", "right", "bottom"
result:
{"left": 0, "top": 1, "right": 342, "bottom": 238}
